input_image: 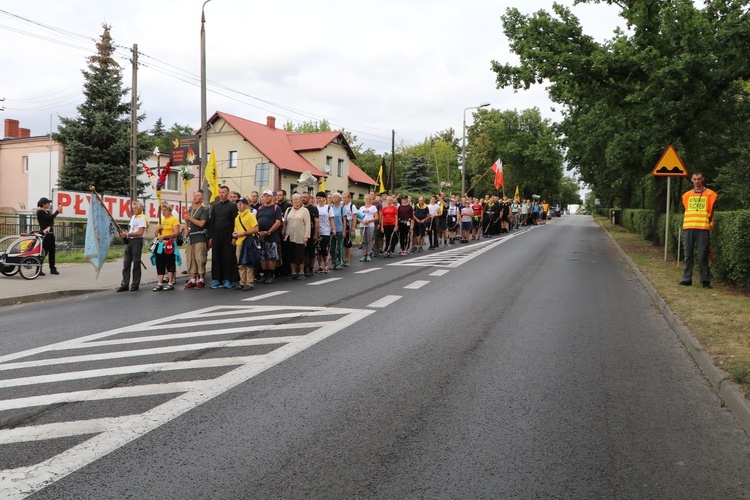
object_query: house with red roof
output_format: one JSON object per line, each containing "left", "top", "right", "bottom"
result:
{"left": 205, "top": 112, "right": 377, "bottom": 199}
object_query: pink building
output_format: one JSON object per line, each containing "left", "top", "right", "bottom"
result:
{"left": 0, "top": 119, "right": 64, "bottom": 214}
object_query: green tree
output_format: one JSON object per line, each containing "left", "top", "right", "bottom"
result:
{"left": 283, "top": 118, "right": 361, "bottom": 155}
{"left": 149, "top": 120, "right": 196, "bottom": 154}
{"left": 467, "top": 108, "right": 563, "bottom": 199}
{"left": 493, "top": 0, "right": 750, "bottom": 209}
{"left": 54, "top": 25, "right": 146, "bottom": 196}
{"left": 400, "top": 156, "right": 434, "bottom": 193}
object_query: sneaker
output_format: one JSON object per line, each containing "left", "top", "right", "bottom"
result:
{"left": 209, "top": 280, "right": 222, "bottom": 289}
{"left": 223, "top": 280, "right": 232, "bottom": 289}
{"left": 50, "top": 268, "right": 59, "bottom": 275}
{"left": 195, "top": 281, "right": 205, "bottom": 289}
{"left": 232, "top": 284, "right": 244, "bottom": 290}
{"left": 39, "top": 271, "right": 46, "bottom": 276}
{"left": 702, "top": 281, "right": 712, "bottom": 289}
{"left": 359, "top": 257, "right": 367, "bottom": 262}
{"left": 315, "top": 268, "right": 324, "bottom": 273}
{"left": 244, "top": 285, "right": 254, "bottom": 291}
{"left": 185, "top": 281, "right": 196, "bottom": 289}
{"left": 296, "top": 273, "right": 306, "bottom": 281}
{"left": 152, "top": 284, "right": 164, "bottom": 292}
{"left": 418, "top": 247, "right": 423, "bottom": 253}
{"left": 264, "top": 276, "right": 274, "bottom": 284}
{"left": 305, "top": 269, "right": 314, "bottom": 277}
{"left": 678, "top": 281, "right": 692, "bottom": 286}
{"left": 323, "top": 267, "right": 329, "bottom": 273}
{"left": 333, "top": 265, "right": 343, "bottom": 270}
{"left": 130, "top": 285, "right": 139, "bottom": 292}
{"left": 365, "top": 256, "right": 372, "bottom": 262}
{"left": 163, "top": 284, "right": 174, "bottom": 291}
{"left": 343, "top": 261, "right": 350, "bottom": 267}
{"left": 116, "top": 285, "right": 129, "bottom": 292}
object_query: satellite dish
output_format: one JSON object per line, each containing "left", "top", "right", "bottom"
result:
{"left": 298, "top": 170, "right": 317, "bottom": 186}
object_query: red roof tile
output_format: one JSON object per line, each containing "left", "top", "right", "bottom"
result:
{"left": 211, "top": 112, "right": 325, "bottom": 176}
{"left": 348, "top": 162, "right": 378, "bottom": 186}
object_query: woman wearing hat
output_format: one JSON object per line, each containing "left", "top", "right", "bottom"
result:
{"left": 36, "top": 197, "right": 59, "bottom": 275}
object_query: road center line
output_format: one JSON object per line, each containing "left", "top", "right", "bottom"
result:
{"left": 306, "top": 278, "right": 342, "bottom": 286}
{"left": 354, "top": 268, "right": 381, "bottom": 274}
{"left": 404, "top": 280, "right": 429, "bottom": 290}
{"left": 242, "top": 290, "right": 288, "bottom": 301}
{"left": 430, "top": 270, "right": 450, "bottom": 277}
{"left": 368, "top": 295, "right": 402, "bottom": 308}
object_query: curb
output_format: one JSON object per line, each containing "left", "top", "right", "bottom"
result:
{"left": 602, "top": 225, "right": 750, "bottom": 437}
{"left": 0, "top": 289, "right": 102, "bottom": 308}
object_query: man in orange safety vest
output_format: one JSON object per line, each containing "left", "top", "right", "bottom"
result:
{"left": 679, "top": 172, "right": 717, "bottom": 289}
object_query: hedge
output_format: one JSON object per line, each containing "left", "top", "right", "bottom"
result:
{"left": 610, "top": 209, "right": 750, "bottom": 288}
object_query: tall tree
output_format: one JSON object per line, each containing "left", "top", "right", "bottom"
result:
{"left": 492, "top": 0, "right": 750, "bottom": 209}
{"left": 54, "top": 24, "right": 145, "bottom": 196}
{"left": 467, "top": 108, "right": 563, "bottom": 199}
{"left": 400, "top": 156, "right": 434, "bottom": 193}
{"left": 283, "top": 119, "right": 361, "bottom": 155}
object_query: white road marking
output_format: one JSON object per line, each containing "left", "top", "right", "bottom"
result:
{"left": 404, "top": 280, "right": 430, "bottom": 290}
{"left": 388, "top": 230, "right": 528, "bottom": 268}
{"left": 430, "top": 269, "right": 450, "bottom": 277}
{"left": 306, "top": 277, "right": 342, "bottom": 286}
{"left": 0, "top": 304, "right": 374, "bottom": 499}
{"left": 354, "top": 267, "right": 381, "bottom": 274}
{"left": 368, "top": 295, "right": 402, "bottom": 308}
{"left": 242, "top": 290, "right": 288, "bottom": 301}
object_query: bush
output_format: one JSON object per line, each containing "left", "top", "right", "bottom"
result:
{"left": 710, "top": 211, "right": 750, "bottom": 288}
{"left": 607, "top": 209, "right": 750, "bottom": 287}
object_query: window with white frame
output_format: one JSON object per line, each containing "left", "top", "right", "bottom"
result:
{"left": 325, "top": 156, "right": 333, "bottom": 174}
{"left": 228, "top": 150, "right": 238, "bottom": 168}
{"left": 337, "top": 158, "right": 344, "bottom": 177}
{"left": 166, "top": 171, "right": 180, "bottom": 191}
{"left": 22, "top": 156, "right": 28, "bottom": 173}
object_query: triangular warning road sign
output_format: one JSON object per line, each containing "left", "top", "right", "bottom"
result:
{"left": 652, "top": 145, "right": 688, "bottom": 177}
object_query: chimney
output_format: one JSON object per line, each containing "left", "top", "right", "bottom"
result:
{"left": 19, "top": 128, "right": 31, "bottom": 138}
{"left": 4, "top": 119, "right": 19, "bottom": 139}
{"left": 266, "top": 116, "right": 276, "bottom": 129}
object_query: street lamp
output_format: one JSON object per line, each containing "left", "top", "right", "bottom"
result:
{"left": 199, "top": 0, "right": 212, "bottom": 196}
{"left": 461, "top": 102, "right": 491, "bottom": 196}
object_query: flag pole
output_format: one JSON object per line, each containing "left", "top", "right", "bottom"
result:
{"left": 464, "top": 166, "right": 494, "bottom": 197}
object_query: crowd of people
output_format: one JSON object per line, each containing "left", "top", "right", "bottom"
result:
{"left": 118, "top": 186, "right": 554, "bottom": 292}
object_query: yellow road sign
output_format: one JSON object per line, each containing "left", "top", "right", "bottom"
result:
{"left": 652, "top": 145, "right": 688, "bottom": 177}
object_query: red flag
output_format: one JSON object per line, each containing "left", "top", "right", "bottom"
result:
{"left": 491, "top": 159, "right": 504, "bottom": 189}
{"left": 142, "top": 163, "right": 155, "bottom": 179}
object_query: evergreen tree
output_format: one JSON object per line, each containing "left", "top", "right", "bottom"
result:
{"left": 401, "top": 156, "right": 434, "bottom": 194}
{"left": 54, "top": 24, "right": 140, "bottom": 196}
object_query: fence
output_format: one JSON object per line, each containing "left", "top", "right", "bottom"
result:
{"left": 0, "top": 214, "right": 88, "bottom": 249}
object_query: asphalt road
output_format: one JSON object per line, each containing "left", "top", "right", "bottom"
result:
{"left": 1, "top": 216, "right": 749, "bottom": 499}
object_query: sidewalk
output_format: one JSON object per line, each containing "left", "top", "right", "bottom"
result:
{"left": 0, "top": 257, "right": 156, "bottom": 307}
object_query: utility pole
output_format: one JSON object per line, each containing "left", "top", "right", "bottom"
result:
{"left": 390, "top": 129, "right": 395, "bottom": 193}
{"left": 129, "top": 44, "right": 138, "bottom": 204}
{"left": 200, "top": 0, "right": 212, "bottom": 196}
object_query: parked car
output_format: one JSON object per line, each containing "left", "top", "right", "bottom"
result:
{"left": 552, "top": 205, "right": 562, "bottom": 217}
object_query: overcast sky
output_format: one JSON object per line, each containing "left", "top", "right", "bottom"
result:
{"left": 1, "top": 1, "right": 624, "bottom": 155}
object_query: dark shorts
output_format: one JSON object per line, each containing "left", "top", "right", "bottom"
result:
{"left": 472, "top": 217, "right": 481, "bottom": 229}
{"left": 260, "top": 241, "right": 278, "bottom": 261}
{"left": 461, "top": 221, "right": 472, "bottom": 231}
{"left": 305, "top": 238, "right": 317, "bottom": 259}
{"left": 439, "top": 218, "right": 447, "bottom": 230}
{"left": 414, "top": 222, "right": 426, "bottom": 237}
{"left": 318, "top": 234, "right": 331, "bottom": 257}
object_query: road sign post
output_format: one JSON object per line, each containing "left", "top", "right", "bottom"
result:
{"left": 652, "top": 145, "right": 688, "bottom": 261}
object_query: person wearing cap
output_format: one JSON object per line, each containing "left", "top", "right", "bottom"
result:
{"left": 36, "top": 197, "right": 59, "bottom": 275}
{"left": 232, "top": 198, "right": 259, "bottom": 290}
{"left": 255, "top": 190, "right": 283, "bottom": 284}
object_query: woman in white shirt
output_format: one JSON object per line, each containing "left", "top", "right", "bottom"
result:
{"left": 358, "top": 194, "right": 379, "bottom": 262}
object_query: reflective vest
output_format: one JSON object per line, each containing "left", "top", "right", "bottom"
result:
{"left": 682, "top": 188, "right": 717, "bottom": 231}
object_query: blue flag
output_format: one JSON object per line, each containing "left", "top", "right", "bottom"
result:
{"left": 84, "top": 194, "right": 118, "bottom": 278}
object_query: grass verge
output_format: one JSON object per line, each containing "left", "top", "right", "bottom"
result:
{"left": 595, "top": 216, "right": 750, "bottom": 396}
{"left": 55, "top": 247, "right": 125, "bottom": 264}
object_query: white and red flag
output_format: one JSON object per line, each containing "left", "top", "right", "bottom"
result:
{"left": 491, "top": 159, "right": 504, "bottom": 189}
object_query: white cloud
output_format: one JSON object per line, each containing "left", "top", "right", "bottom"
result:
{"left": 0, "top": 0, "right": 624, "bottom": 152}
